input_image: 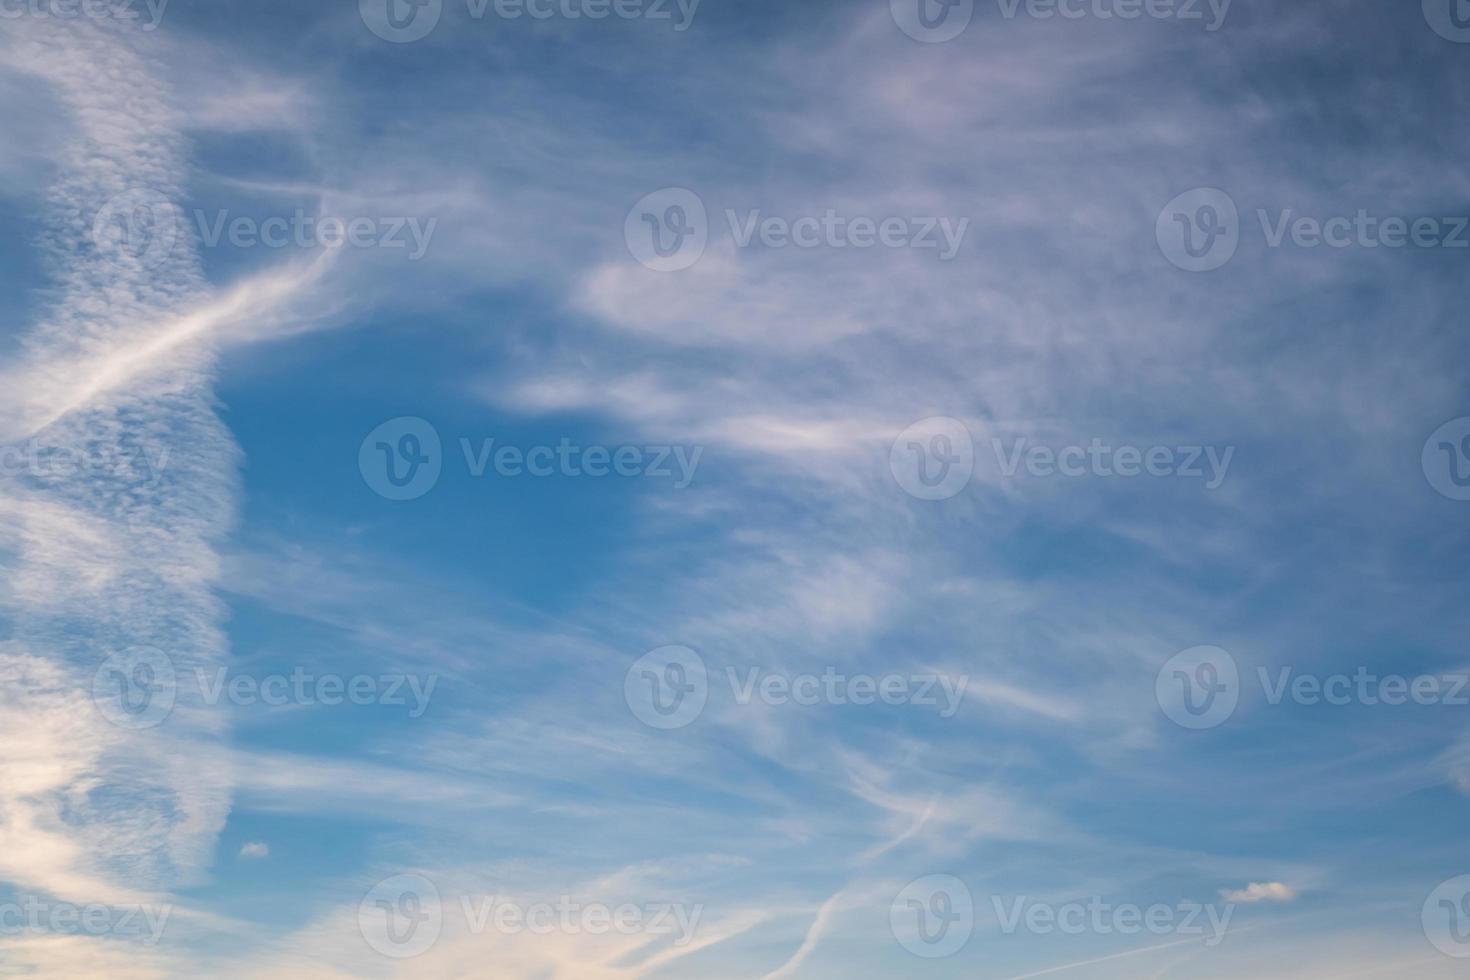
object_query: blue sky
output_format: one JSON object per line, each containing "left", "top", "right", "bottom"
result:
{"left": 1, "top": 0, "right": 1469, "bottom": 976}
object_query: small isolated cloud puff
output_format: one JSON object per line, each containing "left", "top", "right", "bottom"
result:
{"left": 238, "top": 842, "right": 270, "bottom": 860}
{"left": 1220, "top": 882, "right": 1297, "bottom": 904}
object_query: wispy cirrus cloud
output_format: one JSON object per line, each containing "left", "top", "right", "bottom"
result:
{"left": 0, "top": 16, "right": 338, "bottom": 974}
{"left": 2, "top": 2, "right": 1467, "bottom": 977}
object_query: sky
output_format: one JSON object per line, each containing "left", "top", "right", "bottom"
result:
{"left": 0, "top": 0, "right": 1469, "bottom": 977}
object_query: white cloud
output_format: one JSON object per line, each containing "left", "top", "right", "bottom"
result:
{"left": 1220, "top": 882, "right": 1299, "bottom": 904}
